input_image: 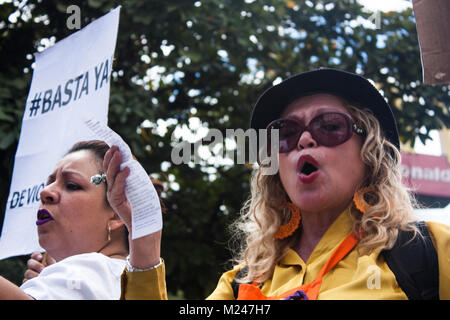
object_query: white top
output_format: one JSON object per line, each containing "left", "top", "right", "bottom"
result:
{"left": 20, "top": 252, "right": 126, "bottom": 300}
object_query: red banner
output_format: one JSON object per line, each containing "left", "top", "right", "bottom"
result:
{"left": 401, "top": 152, "right": 450, "bottom": 198}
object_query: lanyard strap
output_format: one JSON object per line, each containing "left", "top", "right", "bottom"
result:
{"left": 237, "top": 232, "right": 360, "bottom": 300}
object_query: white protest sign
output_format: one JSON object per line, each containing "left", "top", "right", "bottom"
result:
{"left": 0, "top": 7, "right": 121, "bottom": 259}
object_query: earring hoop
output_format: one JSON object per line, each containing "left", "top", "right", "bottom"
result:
{"left": 274, "top": 202, "right": 301, "bottom": 240}
{"left": 353, "top": 186, "right": 376, "bottom": 214}
{"left": 107, "top": 224, "right": 111, "bottom": 242}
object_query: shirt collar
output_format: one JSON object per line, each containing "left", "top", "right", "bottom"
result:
{"left": 280, "top": 206, "right": 354, "bottom": 266}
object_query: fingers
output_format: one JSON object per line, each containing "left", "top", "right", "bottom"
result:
{"left": 108, "top": 165, "right": 131, "bottom": 217}
{"left": 104, "top": 147, "right": 125, "bottom": 187}
{"left": 103, "top": 146, "right": 132, "bottom": 227}
{"left": 23, "top": 252, "right": 46, "bottom": 283}
{"left": 103, "top": 145, "right": 118, "bottom": 177}
{"left": 114, "top": 166, "right": 130, "bottom": 188}
{"left": 30, "top": 251, "right": 43, "bottom": 262}
{"left": 27, "top": 253, "right": 45, "bottom": 273}
{"left": 105, "top": 147, "right": 130, "bottom": 199}
{"left": 23, "top": 269, "right": 40, "bottom": 283}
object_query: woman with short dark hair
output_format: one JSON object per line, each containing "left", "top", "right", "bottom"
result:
{"left": 1, "top": 140, "right": 129, "bottom": 299}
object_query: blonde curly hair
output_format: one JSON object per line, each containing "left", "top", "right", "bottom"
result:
{"left": 231, "top": 102, "right": 421, "bottom": 283}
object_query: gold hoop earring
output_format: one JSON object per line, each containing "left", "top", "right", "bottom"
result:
{"left": 353, "top": 186, "right": 376, "bottom": 214}
{"left": 274, "top": 202, "right": 301, "bottom": 240}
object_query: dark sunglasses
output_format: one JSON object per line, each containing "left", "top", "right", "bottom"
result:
{"left": 267, "top": 112, "right": 365, "bottom": 153}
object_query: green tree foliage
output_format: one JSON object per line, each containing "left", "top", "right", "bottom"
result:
{"left": 0, "top": 255, "right": 27, "bottom": 286}
{"left": 0, "top": 0, "right": 449, "bottom": 298}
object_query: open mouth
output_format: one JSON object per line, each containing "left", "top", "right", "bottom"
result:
{"left": 297, "top": 155, "right": 320, "bottom": 184}
{"left": 300, "top": 162, "right": 318, "bottom": 176}
{"left": 36, "top": 209, "right": 54, "bottom": 226}
{"left": 297, "top": 155, "right": 319, "bottom": 176}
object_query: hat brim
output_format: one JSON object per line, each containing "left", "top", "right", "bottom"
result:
{"left": 250, "top": 68, "right": 400, "bottom": 151}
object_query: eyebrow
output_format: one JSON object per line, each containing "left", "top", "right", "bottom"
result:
{"left": 46, "top": 170, "right": 87, "bottom": 183}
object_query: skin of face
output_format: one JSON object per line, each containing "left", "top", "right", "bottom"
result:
{"left": 278, "top": 93, "right": 367, "bottom": 217}
{"left": 37, "top": 149, "right": 115, "bottom": 261}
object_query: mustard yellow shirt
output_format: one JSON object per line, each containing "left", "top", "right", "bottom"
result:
{"left": 121, "top": 209, "right": 450, "bottom": 300}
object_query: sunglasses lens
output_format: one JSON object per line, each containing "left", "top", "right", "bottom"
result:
{"left": 267, "top": 113, "right": 355, "bottom": 154}
{"left": 311, "top": 113, "right": 352, "bottom": 146}
{"left": 269, "top": 119, "right": 303, "bottom": 153}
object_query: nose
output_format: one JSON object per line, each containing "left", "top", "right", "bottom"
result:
{"left": 40, "top": 183, "right": 60, "bottom": 204}
{"left": 297, "top": 130, "right": 318, "bottom": 150}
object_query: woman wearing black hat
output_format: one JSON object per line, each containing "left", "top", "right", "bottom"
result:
{"left": 117, "top": 69, "right": 450, "bottom": 300}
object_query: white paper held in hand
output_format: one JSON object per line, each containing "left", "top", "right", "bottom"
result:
{"left": 84, "top": 116, "right": 162, "bottom": 239}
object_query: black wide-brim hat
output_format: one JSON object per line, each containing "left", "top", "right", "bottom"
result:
{"left": 250, "top": 68, "right": 400, "bottom": 151}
